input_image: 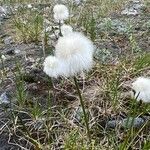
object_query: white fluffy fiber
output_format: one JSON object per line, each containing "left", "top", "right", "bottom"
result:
{"left": 132, "top": 77, "right": 150, "bottom": 102}
{"left": 61, "top": 24, "right": 73, "bottom": 36}
{"left": 43, "top": 56, "right": 62, "bottom": 78}
{"left": 53, "top": 4, "right": 69, "bottom": 22}
{"left": 43, "top": 32, "right": 94, "bottom": 78}
{"left": 55, "top": 32, "right": 94, "bottom": 76}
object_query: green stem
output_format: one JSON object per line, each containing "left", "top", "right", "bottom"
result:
{"left": 73, "top": 76, "right": 91, "bottom": 142}
{"left": 58, "top": 21, "right": 62, "bottom": 37}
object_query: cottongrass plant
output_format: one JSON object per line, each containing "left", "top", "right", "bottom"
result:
{"left": 53, "top": 4, "right": 69, "bottom": 36}
{"left": 43, "top": 31, "right": 94, "bottom": 142}
{"left": 53, "top": 4, "right": 69, "bottom": 23}
{"left": 61, "top": 24, "right": 73, "bottom": 36}
{"left": 132, "top": 77, "right": 150, "bottom": 103}
{"left": 44, "top": 32, "right": 94, "bottom": 77}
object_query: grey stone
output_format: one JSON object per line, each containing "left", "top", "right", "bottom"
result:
{"left": 14, "top": 48, "right": 21, "bottom": 54}
{"left": 4, "top": 36, "right": 13, "bottom": 45}
{"left": 94, "top": 48, "right": 119, "bottom": 64}
{"left": 0, "top": 6, "right": 7, "bottom": 16}
{"left": 0, "top": 92, "right": 10, "bottom": 104}
{"left": 73, "top": 107, "right": 84, "bottom": 123}
{"left": 107, "top": 117, "right": 146, "bottom": 129}
{"left": 122, "top": 117, "right": 145, "bottom": 128}
{"left": 121, "top": 8, "right": 139, "bottom": 16}
{"left": 97, "top": 18, "right": 129, "bottom": 34}
{"left": 121, "top": 0, "right": 144, "bottom": 16}
{"left": 0, "top": 6, "right": 12, "bottom": 20}
{"left": 107, "top": 119, "right": 121, "bottom": 128}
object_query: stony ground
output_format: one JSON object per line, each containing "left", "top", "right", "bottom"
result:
{"left": 0, "top": 0, "right": 150, "bottom": 149}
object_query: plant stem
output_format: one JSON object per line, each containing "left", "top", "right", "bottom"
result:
{"left": 42, "top": 20, "right": 46, "bottom": 58}
{"left": 58, "top": 21, "right": 62, "bottom": 36}
{"left": 73, "top": 76, "right": 91, "bottom": 142}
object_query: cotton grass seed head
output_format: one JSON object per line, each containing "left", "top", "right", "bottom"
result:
{"left": 43, "top": 32, "right": 94, "bottom": 78}
{"left": 55, "top": 32, "right": 94, "bottom": 76}
{"left": 43, "top": 56, "right": 61, "bottom": 78}
{"left": 53, "top": 4, "right": 69, "bottom": 22}
{"left": 132, "top": 77, "right": 150, "bottom": 103}
{"left": 61, "top": 24, "right": 73, "bottom": 36}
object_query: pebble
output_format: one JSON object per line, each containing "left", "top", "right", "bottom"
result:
{"left": 122, "top": 117, "right": 145, "bottom": 128}
{"left": 121, "top": 8, "right": 139, "bottom": 16}
{"left": 0, "top": 5, "right": 11, "bottom": 20}
{"left": 4, "top": 36, "right": 13, "bottom": 45}
{"left": 0, "top": 92, "right": 10, "bottom": 104}
{"left": 107, "top": 119, "right": 120, "bottom": 128}
{"left": 0, "top": 6, "right": 7, "bottom": 15}
{"left": 1, "top": 54, "right": 7, "bottom": 61}
{"left": 107, "top": 117, "right": 146, "bottom": 129}
{"left": 27, "top": 4, "right": 32, "bottom": 9}
{"left": 14, "top": 49, "right": 21, "bottom": 54}
{"left": 121, "top": 0, "right": 144, "bottom": 16}
{"left": 73, "top": 106, "right": 84, "bottom": 123}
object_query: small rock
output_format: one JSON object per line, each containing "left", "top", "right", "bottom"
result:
{"left": 4, "top": 36, "right": 13, "bottom": 45}
{"left": 1, "top": 54, "right": 7, "bottom": 61}
{"left": 133, "top": 3, "right": 143, "bottom": 10}
{"left": 97, "top": 18, "right": 129, "bottom": 34}
{"left": 0, "top": 6, "right": 7, "bottom": 14}
{"left": 122, "top": 117, "right": 145, "bottom": 128}
{"left": 45, "top": 27, "right": 52, "bottom": 32}
{"left": 121, "top": 0, "right": 144, "bottom": 16}
{"left": 0, "top": 6, "right": 7, "bottom": 19}
{"left": 27, "top": 4, "right": 32, "bottom": 9}
{"left": 121, "top": 8, "right": 139, "bottom": 16}
{"left": 14, "top": 48, "right": 21, "bottom": 54}
{"left": 73, "top": 107, "right": 84, "bottom": 123}
{"left": 74, "top": 0, "right": 86, "bottom": 5}
{"left": 107, "top": 119, "right": 121, "bottom": 128}
{"left": 0, "top": 92, "right": 10, "bottom": 104}
{"left": 0, "top": 5, "right": 11, "bottom": 20}
{"left": 107, "top": 117, "right": 146, "bottom": 129}
{"left": 74, "top": 0, "right": 81, "bottom": 5}
{"left": 94, "top": 48, "right": 114, "bottom": 64}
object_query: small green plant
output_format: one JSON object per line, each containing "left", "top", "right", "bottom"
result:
{"left": 133, "top": 53, "right": 150, "bottom": 71}
{"left": 14, "top": 61, "right": 26, "bottom": 107}
{"left": 102, "top": 64, "right": 122, "bottom": 109}
{"left": 64, "top": 129, "right": 97, "bottom": 150}
{"left": 129, "top": 33, "right": 141, "bottom": 53}
{"left": 13, "top": 8, "right": 43, "bottom": 43}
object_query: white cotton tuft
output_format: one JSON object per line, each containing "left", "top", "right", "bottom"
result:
{"left": 132, "top": 77, "right": 150, "bottom": 103}
{"left": 43, "top": 56, "right": 62, "bottom": 78}
{"left": 53, "top": 4, "right": 69, "bottom": 22}
{"left": 55, "top": 32, "right": 94, "bottom": 76}
{"left": 61, "top": 24, "right": 73, "bottom": 36}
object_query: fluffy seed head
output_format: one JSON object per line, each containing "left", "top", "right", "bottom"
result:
{"left": 43, "top": 56, "right": 61, "bottom": 78}
{"left": 132, "top": 77, "right": 150, "bottom": 102}
{"left": 53, "top": 4, "right": 69, "bottom": 22}
{"left": 61, "top": 24, "right": 73, "bottom": 36}
{"left": 55, "top": 32, "right": 94, "bottom": 76}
